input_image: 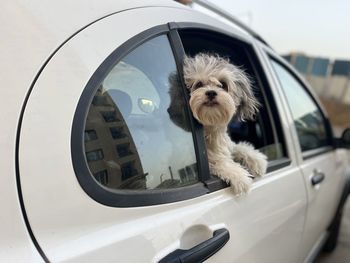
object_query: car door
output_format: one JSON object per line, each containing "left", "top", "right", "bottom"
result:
{"left": 18, "top": 6, "right": 307, "bottom": 263}
{"left": 263, "top": 50, "right": 345, "bottom": 260}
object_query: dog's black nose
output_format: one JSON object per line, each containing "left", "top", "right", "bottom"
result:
{"left": 205, "top": 90, "right": 217, "bottom": 100}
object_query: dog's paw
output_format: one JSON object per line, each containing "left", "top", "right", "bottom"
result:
{"left": 232, "top": 142, "right": 268, "bottom": 178}
{"left": 248, "top": 152, "right": 268, "bottom": 177}
{"left": 230, "top": 173, "right": 253, "bottom": 196}
{"left": 209, "top": 158, "right": 254, "bottom": 195}
{"left": 234, "top": 151, "right": 267, "bottom": 178}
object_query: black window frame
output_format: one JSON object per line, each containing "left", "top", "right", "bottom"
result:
{"left": 266, "top": 53, "right": 335, "bottom": 160}
{"left": 72, "top": 23, "right": 291, "bottom": 208}
{"left": 72, "top": 24, "right": 212, "bottom": 207}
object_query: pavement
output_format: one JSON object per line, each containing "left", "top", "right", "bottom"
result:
{"left": 316, "top": 198, "right": 350, "bottom": 263}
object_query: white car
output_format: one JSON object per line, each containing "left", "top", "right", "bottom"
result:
{"left": 2, "top": 0, "right": 350, "bottom": 262}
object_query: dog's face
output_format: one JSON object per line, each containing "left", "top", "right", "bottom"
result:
{"left": 183, "top": 54, "right": 259, "bottom": 126}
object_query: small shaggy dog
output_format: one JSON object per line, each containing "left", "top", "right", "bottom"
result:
{"left": 182, "top": 53, "right": 267, "bottom": 195}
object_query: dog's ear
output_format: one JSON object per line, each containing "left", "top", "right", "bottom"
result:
{"left": 233, "top": 68, "right": 260, "bottom": 121}
{"left": 167, "top": 71, "right": 192, "bottom": 132}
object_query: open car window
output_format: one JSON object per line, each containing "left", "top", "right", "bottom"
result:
{"left": 178, "top": 28, "right": 287, "bottom": 163}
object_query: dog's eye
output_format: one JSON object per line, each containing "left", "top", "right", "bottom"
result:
{"left": 219, "top": 81, "right": 228, "bottom": 91}
{"left": 193, "top": 81, "right": 203, "bottom": 89}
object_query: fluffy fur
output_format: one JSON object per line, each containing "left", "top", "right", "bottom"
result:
{"left": 183, "top": 53, "right": 267, "bottom": 195}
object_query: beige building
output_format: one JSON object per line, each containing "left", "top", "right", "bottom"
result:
{"left": 283, "top": 53, "right": 350, "bottom": 104}
{"left": 84, "top": 87, "right": 146, "bottom": 190}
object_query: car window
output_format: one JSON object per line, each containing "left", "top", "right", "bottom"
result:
{"left": 270, "top": 60, "right": 330, "bottom": 152}
{"left": 179, "top": 29, "right": 286, "bottom": 162}
{"left": 84, "top": 35, "right": 198, "bottom": 190}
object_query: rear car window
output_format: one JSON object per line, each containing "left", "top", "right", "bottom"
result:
{"left": 84, "top": 35, "right": 199, "bottom": 190}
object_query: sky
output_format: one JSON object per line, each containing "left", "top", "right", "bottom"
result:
{"left": 207, "top": 0, "right": 350, "bottom": 60}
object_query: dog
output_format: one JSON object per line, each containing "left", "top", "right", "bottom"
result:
{"left": 182, "top": 53, "right": 267, "bottom": 195}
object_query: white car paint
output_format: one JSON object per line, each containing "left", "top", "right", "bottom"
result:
{"left": 260, "top": 48, "right": 348, "bottom": 260}
{"left": 1, "top": 0, "right": 348, "bottom": 262}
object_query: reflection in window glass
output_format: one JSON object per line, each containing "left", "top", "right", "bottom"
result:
{"left": 86, "top": 149, "right": 104, "bottom": 162}
{"left": 271, "top": 60, "right": 328, "bottom": 151}
{"left": 84, "top": 130, "right": 98, "bottom": 142}
{"left": 84, "top": 35, "right": 198, "bottom": 190}
{"left": 93, "top": 170, "right": 108, "bottom": 185}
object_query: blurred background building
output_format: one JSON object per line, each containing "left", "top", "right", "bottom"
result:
{"left": 283, "top": 53, "right": 350, "bottom": 133}
{"left": 283, "top": 53, "right": 350, "bottom": 103}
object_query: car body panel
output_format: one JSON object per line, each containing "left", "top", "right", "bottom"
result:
{"left": 259, "top": 47, "right": 347, "bottom": 261}
{"left": 299, "top": 151, "right": 344, "bottom": 260}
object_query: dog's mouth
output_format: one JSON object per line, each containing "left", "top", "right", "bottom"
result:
{"left": 203, "top": 100, "right": 219, "bottom": 106}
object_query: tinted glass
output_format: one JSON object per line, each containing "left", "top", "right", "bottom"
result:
{"left": 84, "top": 35, "right": 198, "bottom": 190}
{"left": 271, "top": 60, "right": 329, "bottom": 152}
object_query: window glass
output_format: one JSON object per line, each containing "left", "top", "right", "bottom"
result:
{"left": 179, "top": 29, "right": 286, "bottom": 161}
{"left": 270, "top": 60, "right": 329, "bottom": 151}
{"left": 84, "top": 35, "right": 198, "bottom": 190}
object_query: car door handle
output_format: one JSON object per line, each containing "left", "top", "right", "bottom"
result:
{"left": 159, "top": 228, "right": 230, "bottom": 263}
{"left": 311, "top": 170, "right": 325, "bottom": 186}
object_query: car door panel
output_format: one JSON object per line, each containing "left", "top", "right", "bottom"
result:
{"left": 263, "top": 53, "right": 346, "bottom": 260}
{"left": 205, "top": 169, "right": 307, "bottom": 263}
{"left": 299, "top": 152, "right": 343, "bottom": 258}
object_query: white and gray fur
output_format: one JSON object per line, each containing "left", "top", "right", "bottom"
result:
{"left": 183, "top": 53, "right": 267, "bottom": 195}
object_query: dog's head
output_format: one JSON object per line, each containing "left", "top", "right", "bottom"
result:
{"left": 183, "top": 53, "right": 259, "bottom": 126}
